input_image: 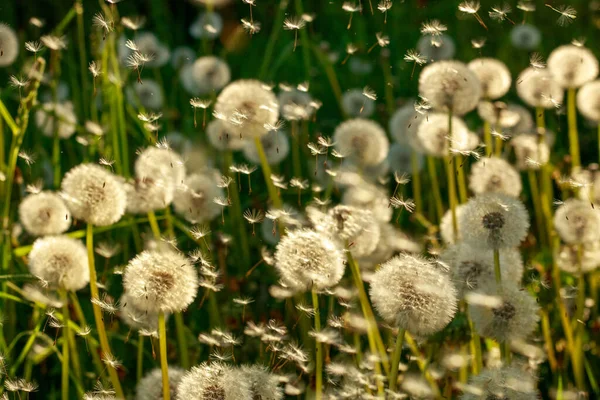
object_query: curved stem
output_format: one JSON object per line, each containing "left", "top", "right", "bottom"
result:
{"left": 159, "top": 311, "right": 170, "bottom": 400}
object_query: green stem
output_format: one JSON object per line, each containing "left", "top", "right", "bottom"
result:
{"left": 70, "top": 292, "right": 105, "bottom": 378}
{"left": 137, "top": 334, "right": 145, "bottom": 382}
{"left": 174, "top": 313, "right": 190, "bottom": 369}
{"left": 311, "top": 289, "right": 322, "bottom": 400}
{"left": 411, "top": 153, "right": 422, "bottom": 214}
{"left": 527, "top": 170, "right": 545, "bottom": 247}
{"left": 483, "top": 120, "right": 493, "bottom": 157}
{"left": 541, "top": 309, "right": 558, "bottom": 373}
{"left": 310, "top": 44, "right": 346, "bottom": 117}
{"left": 223, "top": 151, "right": 251, "bottom": 265}
{"left": 444, "top": 155, "right": 458, "bottom": 239}
{"left": 455, "top": 154, "right": 468, "bottom": 203}
{"left": 493, "top": 248, "right": 501, "bottom": 284}
{"left": 426, "top": 156, "right": 444, "bottom": 223}
{"left": 258, "top": 0, "right": 289, "bottom": 79}
{"left": 61, "top": 290, "right": 70, "bottom": 400}
{"left": 388, "top": 329, "right": 405, "bottom": 392}
{"left": 567, "top": 88, "right": 581, "bottom": 168}
{"left": 159, "top": 311, "right": 170, "bottom": 400}
{"left": 254, "top": 137, "right": 283, "bottom": 209}
{"left": 291, "top": 122, "right": 302, "bottom": 178}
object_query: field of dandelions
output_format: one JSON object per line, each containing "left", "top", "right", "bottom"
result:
{"left": 2, "top": 0, "right": 600, "bottom": 399}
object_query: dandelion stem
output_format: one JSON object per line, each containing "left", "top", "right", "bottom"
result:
{"left": 411, "top": 153, "right": 423, "bottom": 214}
{"left": 527, "top": 170, "right": 546, "bottom": 246}
{"left": 86, "top": 223, "right": 125, "bottom": 398}
{"left": 254, "top": 137, "right": 283, "bottom": 209}
{"left": 541, "top": 309, "right": 558, "bottom": 373}
{"left": 61, "top": 290, "right": 70, "bottom": 400}
{"left": 69, "top": 292, "right": 105, "bottom": 378}
{"left": 294, "top": 0, "right": 311, "bottom": 81}
{"left": 567, "top": 88, "right": 581, "bottom": 169}
{"left": 223, "top": 151, "right": 251, "bottom": 265}
{"left": 444, "top": 155, "right": 458, "bottom": 239}
{"left": 483, "top": 120, "right": 493, "bottom": 157}
{"left": 174, "top": 313, "right": 190, "bottom": 369}
{"left": 426, "top": 156, "right": 444, "bottom": 223}
{"left": 573, "top": 246, "right": 586, "bottom": 389}
{"left": 493, "top": 248, "right": 502, "bottom": 284}
{"left": 494, "top": 126, "right": 503, "bottom": 157}
{"left": 158, "top": 311, "right": 170, "bottom": 400}
{"left": 388, "top": 328, "right": 405, "bottom": 392}
{"left": 137, "top": 334, "right": 145, "bottom": 382}
{"left": 311, "top": 288, "right": 323, "bottom": 400}
{"left": 455, "top": 154, "right": 468, "bottom": 203}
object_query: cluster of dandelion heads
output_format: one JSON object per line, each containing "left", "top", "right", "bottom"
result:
{"left": 414, "top": 112, "right": 473, "bottom": 157}
{"left": 369, "top": 254, "right": 457, "bottom": 338}
{"left": 176, "top": 362, "right": 252, "bottom": 400}
{"left": 511, "top": 134, "right": 550, "bottom": 170}
{"left": 577, "top": 80, "right": 600, "bottom": 122}
{"left": 553, "top": 199, "right": 600, "bottom": 245}
{"left": 441, "top": 242, "right": 524, "bottom": 297}
{"left": 0, "top": 23, "right": 19, "bottom": 67}
{"left": 547, "top": 44, "right": 599, "bottom": 89}
{"left": 240, "top": 365, "right": 283, "bottom": 400}
{"left": 517, "top": 67, "right": 564, "bottom": 109}
{"left": 191, "top": 56, "right": 231, "bottom": 95}
{"left": 467, "top": 58, "right": 511, "bottom": 100}
{"left": 60, "top": 163, "right": 127, "bottom": 226}
{"left": 34, "top": 102, "right": 77, "bottom": 139}
{"left": 460, "top": 364, "right": 538, "bottom": 400}
{"left": 460, "top": 193, "right": 529, "bottom": 250}
{"left": 19, "top": 191, "right": 71, "bottom": 236}
{"left": 215, "top": 79, "right": 279, "bottom": 139}
{"left": 418, "top": 60, "right": 481, "bottom": 115}
{"left": 468, "top": 157, "right": 522, "bottom": 197}
{"left": 243, "top": 130, "right": 290, "bottom": 166}
{"left": 123, "top": 250, "right": 198, "bottom": 313}
{"left": 468, "top": 280, "right": 539, "bottom": 342}
{"left": 28, "top": 236, "right": 89, "bottom": 291}
{"left": 206, "top": 119, "right": 246, "bottom": 151}
{"left": 274, "top": 228, "right": 345, "bottom": 292}
{"left": 136, "top": 366, "right": 185, "bottom": 400}
{"left": 124, "top": 177, "right": 173, "bottom": 214}
{"left": 173, "top": 172, "right": 223, "bottom": 224}
{"left": 333, "top": 118, "right": 389, "bottom": 167}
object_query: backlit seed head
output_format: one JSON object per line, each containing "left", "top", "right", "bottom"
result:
{"left": 206, "top": 119, "right": 246, "bottom": 151}
{"left": 274, "top": 228, "right": 345, "bottom": 292}
{"left": 510, "top": 134, "right": 550, "bottom": 170}
{"left": 516, "top": 67, "right": 564, "bottom": 109}
{"left": 136, "top": 367, "right": 185, "bottom": 400}
{"left": 123, "top": 250, "right": 198, "bottom": 313}
{"left": 557, "top": 242, "right": 600, "bottom": 275}
{"left": 440, "top": 204, "right": 467, "bottom": 244}
{"left": 357, "top": 223, "right": 421, "bottom": 271}
{"left": 19, "top": 191, "right": 72, "bottom": 236}
{"left": 369, "top": 254, "right": 457, "bottom": 337}
{"left": 243, "top": 130, "right": 290, "bottom": 166}
{"left": 468, "top": 58, "right": 511, "bottom": 100}
{"left": 507, "top": 104, "right": 534, "bottom": 135}
{"left": 460, "top": 193, "right": 529, "bottom": 249}
{"left": 441, "top": 243, "right": 524, "bottom": 297}
{"left": 460, "top": 364, "right": 538, "bottom": 400}
{"left": 419, "top": 60, "right": 482, "bottom": 116}
{"left": 341, "top": 88, "right": 375, "bottom": 117}
{"left": 240, "top": 365, "right": 283, "bottom": 400}
{"left": 342, "top": 182, "right": 393, "bottom": 223}
{"left": 125, "top": 178, "right": 174, "bottom": 214}
{"left": 119, "top": 291, "right": 162, "bottom": 332}
{"left": 510, "top": 24, "right": 541, "bottom": 51}
{"left": 416, "top": 34, "right": 456, "bottom": 62}
{"left": 0, "top": 23, "right": 19, "bottom": 67}
{"left": 135, "top": 146, "right": 186, "bottom": 187}
{"left": 333, "top": 119, "right": 389, "bottom": 167}
{"left": 34, "top": 102, "right": 77, "bottom": 139}
{"left": 388, "top": 142, "right": 424, "bottom": 176}
{"left": 414, "top": 113, "right": 471, "bottom": 157}
{"left": 468, "top": 281, "right": 539, "bottom": 342}
{"left": 554, "top": 199, "right": 600, "bottom": 244}
{"left": 548, "top": 44, "right": 599, "bottom": 88}
{"left": 173, "top": 173, "right": 223, "bottom": 224}
{"left": 476, "top": 101, "right": 521, "bottom": 128}
{"left": 576, "top": 80, "right": 600, "bottom": 121}
{"left": 189, "top": 12, "right": 223, "bottom": 40}
{"left": 61, "top": 163, "right": 127, "bottom": 226}
{"left": 469, "top": 157, "right": 522, "bottom": 198}
{"left": 389, "top": 103, "right": 417, "bottom": 145}
{"left": 28, "top": 236, "right": 89, "bottom": 291}
{"left": 170, "top": 46, "right": 195, "bottom": 69}
{"left": 192, "top": 56, "right": 231, "bottom": 95}
{"left": 215, "top": 79, "right": 279, "bottom": 139}
{"left": 176, "top": 362, "right": 252, "bottom": 400}
{"left": 278, "top": 89, "right": 315, "bottom": 121}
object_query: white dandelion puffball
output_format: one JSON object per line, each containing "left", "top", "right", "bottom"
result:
{"left": 469, "top": 281, "right": 539, "bottom": 342}
{"left": 342, "top": 182, "right": 393, "bottom": 223}
{"left": 577, "top": 80, "right": 600, "bottom": 121}
{"left": 460, "top": 365, "right": 538, "bottom": 400}
{"left": 34, "top": 102, "right": 78, "bottom": 139}
{"left": 173, "top": 173, "right": 223, "bottom": 224}
{"left": 128, "top": 79, "right": 164, "bottom": 110}
{"left": 417, "top": 34, "right": 455, "bottom": 62}
{"left": 370, "top": 254, "right": 457, "bottom": 337}
{"left": 511, "top": 134, "right": 550, "bottom": 170}
{"left": 278, "top": 89, "right": 315, "bottom": 121}
{"left": 557, "top": 242, "right": 600, "bottom": 275}
{"left": 548, "top": 45, "right": 599, "bottom": 89}
{"left": 240, "top": 365, "right": 283, "bottom": 400}
{"left": 243, "top": 130, "right": 290, "bottom": 165}
{"left": 554, "top": 199, "right": 600, "bottom": 245}
{"left": 440, "top": 204, "right": 466, "bottom": 244}
{"left": 189, "top": 12, "right": 223, "bottom": 40}
{"left": 177, "top": 363, "right": 252, "bottom": 400}
{"left": 333, "top": 118, "right": 389, "bottom": 167}
{"left": 274, "top": 228, "right": 345, "bottom": 292}
{"left": 441, "top": 242, "right": 524, "bottom": 297}
{"left": 215, "top": 79, "right": 279, "bottom": 139}
{"left": 136, "top": 367, "right": 185, "bottom": 400}
{"left": 389, "top": 103, "right": 417, "bottom": 145}
{"left": 460, "top": 193, "right": 530, "bottom": 250}
{"left": 476, "top": 101, "right": 522, "bottom": 128}
{"left": 342, "top": 88, "right": 375, "bottom": 118}
{"left": 0, "top": 23, "right": 19, "bottom": 67}
{"left": 206, "top": 119, "right": 246, "bottom": 151}
{"left": 119, "top": 291, "right": 162, "bottom": 332}
{"left": 516, "top": 67, "right": 564, "bottom": 109}
{"left": 123, "top": 250, "right": 198, "bottom": 313}
{"left": 414, "top": 112, "right": 470, "bottom": 157}
{"left": 180, "top": 64, "right": 202, "bottom": 96}
{"left": 468, "top": 157, "right": 522, "bottom": 198}
{"left": 419, "top": 60, "right": 482, "bottom": 115}
{"left": 183, "top": 146, "right": 212, "bottom": 175}
{"left": 61, "top": 163, "right": 127, "bottom": 226}
{"left": 171, "top": 46, "right": 195, "bottom": 69}
{"left": 125, "top": 178, "right": 173, "bottom": 214}
{"left": 135, "top": 146, "right": 186, "bottom": 187}
{"left": 19, "top": 191, "right": 72, "bottom": 236}
{"left": 28, "top": 236, "right": 89, "bottom": 291}
{"left": 357, "top": 223, "right": 421, "bottom": 270}
{"left": 508, "top": 104, "right": 535, "bottom": 134}
{"left": 192, "top": 56, "right": 231, "bottom": 95}
{"left": 468, "top": 58, "right": 511, "bottom": 100}
{"left": 510, "top": 24, "right": 541, "bottom": 50}
{"left": 388, "top": 142, "right": 423, "bottom": 175}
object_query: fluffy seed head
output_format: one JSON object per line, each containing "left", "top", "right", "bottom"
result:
{"left": 243, "top": 130, "right": 290, "bottom": 165}
{"left": 476, "top": 101, "right": 522, "bottom": 128}
{"left": 557, "top": 242, "right": 600, "bottom": 275}
{"left": 414, "top": 113, "right": 471, "bottom": 157}
{"left": 206, "top": 119, "right": 246, "bottom": 151}
{"left": 576, "top": 80, "right": 600, "bottom": 121}
{"left": 34, "top": 102, "right": 77, "bottom": 139}
{"left": 369, "top": 254, "right": 457, "bottom": 338}
{"left": 554, "top": 199, "right": 600, "bottom": 244}
{"left": 136, "top": 367, "right": 185, "bottom": 400}
{"left": 215, "top": 79, "right": 279, "bottom": 139}
{"left": 28, "top": 236, "right": 89, "bottom": 291}
{"left": 119, "top": 291, "right": 162, "bottom": 332}
{"left": 190, "top": 12, "right": 223, "bottom": 40}
{"left": 274, "top": 228, "right": 345, "bottom": 292}
{"left": 333, "top": 119, "right": 389, "bottom": 167}
{"left": 135, "top": 146, "right": 186, "bottom": 187}
{"left": 173, "top": 173, "right": 224, "bottom": 224}
{"left": 548, "top": 44, "right": 599, "bottom": 88}
{"left": 278, "top": 89, "right": 315, "bottom": 121}
{"left": 460, "top": 365, "right": 538, "bottom": 400}
{"left": 511, "top": 134, "right": 550, "bottom": 170}
{"left": 240, "top": 365, "right": 283, "bottom": 400}
{"left": 419, "top": 60, "right": 482, "bottom": 115}
{"left": 176, "top": 362, "right": 252, "bottom": 400}
{"left": 416, "top": 34, "right": 456, "bottom": 62}
{"left": 119, "top": 32, "right": 170, "bottom": 68}
{"left": 125, "top": 178, "right": 174, "bottom": 214}
{"left": 468, "top": 58, "right": 511, "bottom": 99}
{"left": 341, "top": 88, "right": 375, "bottom": 117}
{"left": 342, "top": 182, "right": 393, "bottom": 223}
{"left": 510, "top": 24, "right": 541, "bottom": 50}
{"left": 192, "top": 56, "right": 231, "bottom": 95}
{"left": 61, "top": 163, "right": 127, "bottom": 226}
{"left": 516, "top": 67, "right": 564, "bottom": 109}
{"left": 440, "top": 204, "right": 467, "bottom": 244}
{"left": 468, "top": 157, "right": 522, "bottom": 198}
{"left": 389, "top": 103, "right": 417, "bottom": 145}
{"left": 19, "top": 191, "right": 72, "bottom": 236}
{"left": 460, "top": 193, "right": 530, "bottom": 249}
{"left": 123, "top": 250, "right": 198, "bottom": 313}
{"left": 0, "top": 24, "right": 19, "bottom": 67}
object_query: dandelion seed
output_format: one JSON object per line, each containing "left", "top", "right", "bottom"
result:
{"left": 404, "top": 49, "right": 427, "bottom": 79}
{"left": 241, "top": 18, "right": 261, "bottom": 35}
{"left": 24, "top": 40, "right": 43, "bottom": 55}
{"left": 389, "top": 196, "right": 416, "bottom": 213}
{"left": 92, "top": 12, "right": 113, "bottom": 39}
{"left": 121, "top": 15, "right": 146, "bottom": 31}
{"left": 489, "top": 4, "right": 515, "bottom": 24}
{"left": 545, "top": 4, "right": 577, "bottom": 26}
{"left": 283, "top": 16, "right": 305, "bottom": 51}
{"left": 18, "top": 150, "right": 36, "bottom": 166}
{"left": 377, "top": 0, "right": 393, "bottom": 23}
{"left": 9, "top": 75, "right": 28, "bottom": 99}
{"left": 40, "top": 34, "right": 67, "bottom": 51}
{"left": 420, "top": 20, "right": 447, "bottom": 37}
{"left": 102, "top": 353, "right": 122, "bottom": 370}
{"left": 342, "top": 2, "right": 362, "bottom": 29}
{"left": 458, "top": 1, "right": 488, "bottom": 30}
{"left": 243, "top": 209, "right": 265, "bottom": 235}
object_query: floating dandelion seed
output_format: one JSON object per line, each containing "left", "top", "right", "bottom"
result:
{"left": 89, "top": 61, "right": 102, "bottom": 94}
{"left": 378, "top": 0, "right": 392, "bottom": 23}
{"left": 241, "top": 18, "right": 261, "bottom": 35}
{"left": 243, "top": 209, "right": 265, "bottom": 235}
{"left": 420, "top": 19, "right": 447, "bottom": 37}
{"left": 92, "top": 12, "right": 112, "bottom": 39}
{"left": 342, "top": 43, "right": 358, "bottom": 65}
{"left": 191, "top": 98, "right": 212, "bottom": 128}
{"left": 9, "top": 75, "right": 28, "bottom": 99}
{"left": 283, "top": 16, "right": 305, "bottom": 51}
{"left": 368, "top": 32, "right": 390, "bottom": 53}
{"left": 545, "top": 4, "right": 577, "bottom": 26}
{"left": 529, "top": 52, "right": 546, "bottom": 69}
{"left": 458, "top": 1, "right": 488, "bottom": 30}
{"left": 404, "top": 49, "right": 427, "bottom": 79}
{"left": 489, "top": 4, "right": 515, "bottom": 24}
{"left": 342, "top": 2, "right": 362, "bottom": 29}
{"left": 24, "top": 40, "right": 43, "bottom": 55}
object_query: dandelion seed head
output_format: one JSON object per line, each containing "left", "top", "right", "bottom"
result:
{"left": 468, "top": 58, "right": 512, "bottom": 100}
{"left": 416, "top": 34, "right": 456, "bottom": 62}
{"left": 191, "top": 56, "right": 231, "bottom": 95}
{"left": 469, "top": 157, "right": 522, "bottom": 198}
{"left": 414, "top": 113, "right": 471, "bottom": 157}
{"left": 118, "top": 32, "right": 170, "bottom": 68}
{"left": 243, "top": 130, "right": 289, "bottom": 166}
{"left": 554, "top": 199, "right": 600, "bottom": 245}
{"left": 136, "top": 366, "right": 185, "bottom": 400}
{"left": 333, "top": 119, "right": 389, "bottom": 167}
{"left": 548, "top": 44, "right": 599, "bottom": 88}
{"left": 0, "top": 24, "right": 19, "bottom": 66}
{"left": 516, "top": 67, "right": 564, "bottom": 109}
{"left": 511, "top": 134, "right": 550, "bottom": 170}
{"left": 173, "top": 173, "right": 223, "bottom": 224}
{"left": 176, "top": 362, "right": 252, "bottom": 400}
{"left": 240, "top": 365, "right": 283, "bottom": 400}
{"left": 461, "top": 364, "right": 538, "bottom": 399}
{"left": 135, "top": 146, "right": 186, "bottom": 188}
{"left": 19, "top": 191, "right": 71, "bottom": 236}
{"left": 190, "top": 12, "right": 223, "bottom": 40}
{"left": 341, "top": 88, "right": 375, "bottom": 118}
{"left": 557, "top": 242, "right": 600, "bottom": 275}
{"left": 34, "top": 102, "right": 78, "bottom": 139}
{"left": 127, "top": 79, "right": 164, "bottom": 110}
{"left": 510, "top": 24, "right": 541, "bottom": 50}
